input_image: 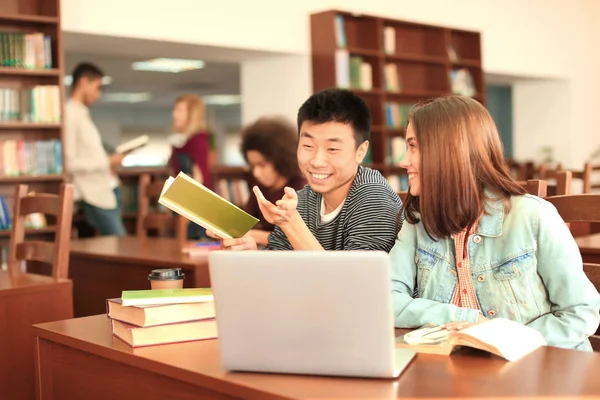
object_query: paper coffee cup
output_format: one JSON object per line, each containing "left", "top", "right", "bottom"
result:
{"left": 148, "top": 268, "right": 185, "bottom": 290}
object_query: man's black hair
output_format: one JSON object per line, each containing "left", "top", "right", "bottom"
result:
{"left": 296, "top": 88, "right": 371, "bottom": 146}
{"left": 71, "top": 62, "right": 104, "bottom": 90}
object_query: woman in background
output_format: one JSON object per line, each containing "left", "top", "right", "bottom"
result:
{"left": 168, "top": 94, "right": 213, "bottom": 240}
{"left": 241, "top": 116, "right": 307, "bottom": 245}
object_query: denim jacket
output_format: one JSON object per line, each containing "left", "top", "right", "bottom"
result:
{"left": 390, "top": 193, "right": 600, "bottom": 351}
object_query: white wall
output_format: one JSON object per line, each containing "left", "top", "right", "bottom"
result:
{"left": 62, "top": 0, "right": 600, "bottom": 168}
{"left": 241, "top": 54, "right": 311, "bottom": 125}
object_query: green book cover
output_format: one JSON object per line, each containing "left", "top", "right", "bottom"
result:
{"left": 158, "top": 172, "right": 259, "bottom": 239}
{"left": 121, "top": 288, "right": 213, "bottom": 307}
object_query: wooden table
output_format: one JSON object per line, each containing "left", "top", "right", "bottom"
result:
{"left": 34, "top": 314, "right": 600, "bottom": 400}
{"left": 69, "top": 236, "right": 209, "bottom": 317}
{"left": 577, "top": 233, "right": 600, "bottom": 264}
{"left": 0, "top": 271, "right": 72, "bottom": 400}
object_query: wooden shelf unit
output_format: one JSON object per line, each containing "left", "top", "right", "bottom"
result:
{"left": 0, "top": 0, "right": 65, "bottom": 239}
{"left": 310, "top": 10, "right": 485, "bottom": 189}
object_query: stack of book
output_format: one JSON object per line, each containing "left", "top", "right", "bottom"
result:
{"left": 107, "top": 288, "right": 217, "bottom": 348}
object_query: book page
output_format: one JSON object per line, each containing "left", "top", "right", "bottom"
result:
{"left": 115, "top": 134, "right": 149, "bottom": 154}
{"left": 161, "top": 176, "right": 175, "bottom": 197}
{"left": 453, "top": 318, "right": 546, "bottom": 361}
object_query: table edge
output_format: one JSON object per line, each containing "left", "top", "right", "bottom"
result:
{"left": 32, "top": 322, "right": 292, "bottom": 400}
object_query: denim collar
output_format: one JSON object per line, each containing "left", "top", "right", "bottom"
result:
{"left": 475, "top": 190, "right": 505, "bottom": 238}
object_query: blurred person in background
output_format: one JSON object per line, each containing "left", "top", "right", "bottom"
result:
{"left": 65, "top": 62, "right": 127, "bottom": 236}
{"left": 168, "top": 94, "right": 213, "bottom": 240}
{"left": 240, "top": 116, "right": 307, "bottom": 245}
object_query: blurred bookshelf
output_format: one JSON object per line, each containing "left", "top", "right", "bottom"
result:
{"left": 0, "top": 0, "right": 65, "bottom": 240}
{"left": 310, "top": 10, "right": 485, "bottom": 193}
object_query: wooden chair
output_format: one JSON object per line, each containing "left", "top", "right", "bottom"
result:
{"left": 591, "top": 163, "right": 600, "bottom": 192}
{"left": 539, "top": 163, "right": 591, "bottom": 194}
{"left": 136, "top": 173, "right": 186, "bottom": 242}
{"left": 517, "top": 179, "right": 548, "bottom": 197}
{"left": 545, "top": 194, "right": 600, "bottom": 351}
{"left": 506, "top": 158, "right": 528, "bottom": 181}
{"left": 9, "top": 183, "right": 74, "bottom": 279}
{"left": 2, "top": 183, "right": 75, "bottom": 399}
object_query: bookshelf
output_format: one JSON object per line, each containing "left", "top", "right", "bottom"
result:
{"left": 0, "top": 0, "right": 65, "bottom": 239}
{"left": 310, "top": 10, "right": 485, "bottom": 192}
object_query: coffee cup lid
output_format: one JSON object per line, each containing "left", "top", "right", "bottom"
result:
{"left": 148, "top": 268, "right": 185, "bottom": 281}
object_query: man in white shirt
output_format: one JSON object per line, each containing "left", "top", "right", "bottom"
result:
{"left": 64, "top": 62, "right": 126, "bottom": 236}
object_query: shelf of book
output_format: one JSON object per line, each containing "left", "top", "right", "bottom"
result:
{"left": 310, "top": 9, "right": 485, "bottom": 194}
{"left": 0, "top": 174, "right": 63, "bottom": 183}
{"left": 0, "top": 0, "right": 65, "bottom": 242}
{"left": 0, "top": 122, "right": 61, "bottom": 129}
{"left": 0, "top": 67, "right": 60, "bottom": 76}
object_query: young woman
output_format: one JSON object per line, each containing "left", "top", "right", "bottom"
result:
{"left": 391, "top": 95, "right": 600, "bottom": 351}
{"left": 168, "top": 94, "right": 214, "bottom": 240}
{"left": 240, "top": 116, "right": 307, "bottom": 245}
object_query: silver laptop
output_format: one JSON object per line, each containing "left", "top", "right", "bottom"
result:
{"left": 208, "top": 250, "right": 416, "bottom": 379}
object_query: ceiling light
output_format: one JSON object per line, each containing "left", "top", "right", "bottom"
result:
{"left": 102, "top": 92, "right": 152, "bottom": 103}
{"left": 131, "top": 58, "right": 205, "bottom": 73}
{"left": 203, "top": 94, "right": 241, "bottom": 106}
{"left": 63, "top": 75, "right": 112, "bottom": 86}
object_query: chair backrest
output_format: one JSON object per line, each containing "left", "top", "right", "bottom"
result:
{"left": 591, "top": 163, "right": 600, "bottom": 192}
{"left": 540, "top": 163, "right": 591, "bottom": 194}
{"left": 136, "top": 173, "right": 186, "bottom": 242}
{"left": 516, "top": 179, "right": 548, "bottom": 197}
{"left": 506, "top": 158, "right": 528, "bottom": 181}
{"left": 8, "top": 183, "right": 74, "bottom": 280}
{"left": 546, "top": 193, "right": 600, "bottom": 350}
{"left": 545, "top": 194, "right": 600, "bottom": 224}
{"left": 573, "top": 163, "right": 593, "bottom": 194}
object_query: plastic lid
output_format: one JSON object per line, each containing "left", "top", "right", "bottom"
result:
{"left": 147, "top": 268, "right": 185, "bottom": 281}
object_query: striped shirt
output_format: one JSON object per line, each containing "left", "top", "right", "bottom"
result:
{"left": 265, "top": 166, "right": 403, "bottom": 252}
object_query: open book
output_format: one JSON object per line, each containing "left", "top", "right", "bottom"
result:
{"left": 397, "top": 318, "right": 546, "bottom": 362}
{"left": 159, "top": 172, "right": 259, "bottom": 239}
{"left": 115, "top": 134, "right": 149, "bottom": 154}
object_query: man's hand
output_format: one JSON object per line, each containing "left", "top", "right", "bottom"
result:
{"left": 206, "top": 230, "right": 257, "bottom": 251}
{"left": 254, "top": 186, "right": 298, "bottom": 227}
{"left": 109, "top": 153, "right": 125, "bottom": 168}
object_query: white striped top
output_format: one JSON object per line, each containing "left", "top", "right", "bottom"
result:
{"left": 265, "top": 166, "right": 403, "bottom": 252}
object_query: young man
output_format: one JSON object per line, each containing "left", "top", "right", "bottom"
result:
{"left": 214, "top": 88, "right": 402, "bottom": 251}
{"left": 64, "top": 62, "right": 127, "bottom": 236}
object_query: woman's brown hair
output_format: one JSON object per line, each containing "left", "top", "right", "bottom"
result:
{"left": 173, "top": 94, "right": 206, "bottom": 136}
{"left": 240, "top": 116, "right": 301, "bottom": 180}
{"left": 403, "top": 96, "right": 526, "bottom": 239}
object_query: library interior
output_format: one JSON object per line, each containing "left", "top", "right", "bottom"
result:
{"left": 2, "top": 0, "right": 600, "bottom": 399}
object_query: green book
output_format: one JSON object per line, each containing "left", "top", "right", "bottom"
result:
{"left": 121, "top": 288, "right": 214, "bottom": 307}
{"left": 158, "top": 172, "right": 259, "bottom": 239}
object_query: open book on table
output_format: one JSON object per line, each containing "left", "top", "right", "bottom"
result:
{"left": 397, "top": 318, "right": 546, "bottom": 362}
{"left": 158, "top": 172, "right": 259, "bottom": 239}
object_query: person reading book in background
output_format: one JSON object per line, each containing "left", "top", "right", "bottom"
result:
{"left": 64, "top": 62, "right": 127, "bottom": 236}
{"left": 240, "top": 116, "right": 307, "bottom": 245}
{"left": 390, "top": 96, "right": 600, "bottom": 351}
{"left": 209, "top": 88, "right": 402, "bottom": 251}
{"left": 168, "top": 94, "right": 214, "bottom": 240}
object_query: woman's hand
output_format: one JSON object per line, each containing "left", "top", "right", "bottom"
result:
{"left": 441, "top": 314, "right": 488, "bottom": 331}
{"left": 254, "top": 186, "right": 298, "bottom": 227}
